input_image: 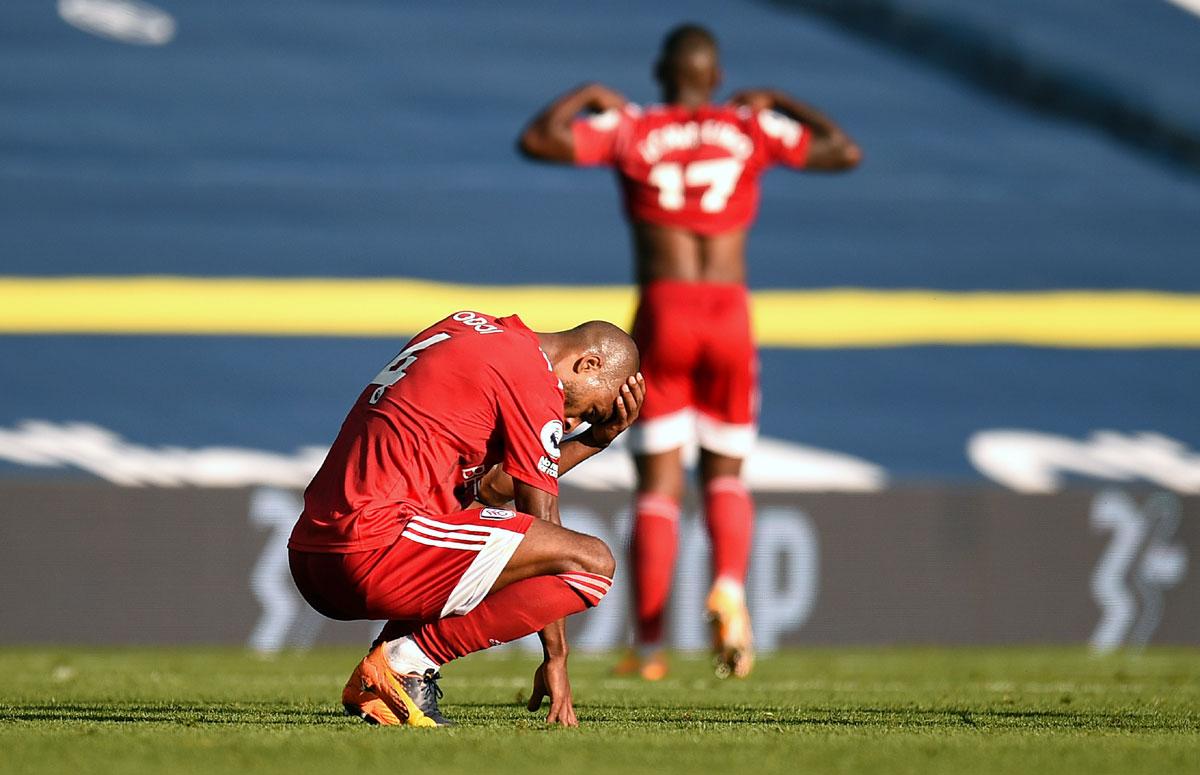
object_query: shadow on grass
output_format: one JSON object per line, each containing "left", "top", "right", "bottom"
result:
{"left": 2, "top": 702, "right": 1192, "bottom": 733}
{"left": 0, "top": 702, "right": 344, "bottom": 726}
{"left": 600, "top": 705, "right": 1193, "bottom": 733}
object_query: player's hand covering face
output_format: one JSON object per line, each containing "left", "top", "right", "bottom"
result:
{"left": 587, "top": 372, "right": 646, "bottom": 448}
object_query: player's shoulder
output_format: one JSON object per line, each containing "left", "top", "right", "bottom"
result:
{"left": 712, "top": 102, "right": 754, "bottom": 121}
{"left": 437, "top": 311, "right": 527, "bottom": 345}
{"left": 463, "top": 312, "right": 558, "bottom": 383}
{"left": 709, "top": 103, "right": 772, "bottom": 133}
{"left": 751, "top": 107, "right": 805, "bottom": 147}
{"left": 423, "top": 311, "right": 524, "bottom": 361}
{"left": 640, "top": 102, "right": 759, "bottom": 133}
{"left": 703, "top": 103, "right": 807, "bottom": 154}
{"left": 582, "top": 102, "right": 644, "bottom": 132}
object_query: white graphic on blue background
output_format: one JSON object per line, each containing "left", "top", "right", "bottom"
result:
{"left": 1090, "top": 490, "right": 1188, "bottom": 651}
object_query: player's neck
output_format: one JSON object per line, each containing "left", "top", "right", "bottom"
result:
{"left": 663, "top": 87, "right": 711, "bottom": 110}
{"left": 535, "top": 332, "right": 567, "bottom": 366}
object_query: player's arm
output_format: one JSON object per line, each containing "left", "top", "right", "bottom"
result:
{"left": 733, "top": 88, "right": 862, "bottom": 170}
{"left": 517, "top": 82, "right": 628, "bottom": 163}
{"left": 476, "top": 373, "right": 645, "bottom": 506}
{"left": 512, "top": 480, "right": 576, "bottom": 726}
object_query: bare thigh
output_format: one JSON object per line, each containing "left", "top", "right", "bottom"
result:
{"left": 699, "top": 447, "right": 743, "bottom": 485}
{"left": 635, "top": 448, "right": 686, "bottom": 501}
{"left": 490, "top": 518, "right": 615, "bottom": 593}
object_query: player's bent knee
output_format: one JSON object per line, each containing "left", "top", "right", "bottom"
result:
{"left": 554, "top": 536, "right": 615, "bottom": 608}
{"left": 580, "top": 534, "right": 616, "bottom": 579}
{"left": 522, "top": 521, "right": 616, "bottom": 582}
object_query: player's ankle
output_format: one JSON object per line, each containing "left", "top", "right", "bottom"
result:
{"left": 384, "top": 635, "right": 440, "bottom": 675}
{"left": 711, "top": 576, "right": 745, "bottom": 601}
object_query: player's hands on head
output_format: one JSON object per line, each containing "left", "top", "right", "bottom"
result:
{"left": 730, "top": 89, "right": 777, "bottom": 113}
{"left": 527, "top": 657, "right": 578, "bottom": 727}
{"left": 586, "top": 372, "right": 646, "bottom": 448}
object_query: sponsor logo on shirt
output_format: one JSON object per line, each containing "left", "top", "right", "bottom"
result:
{"left": 540, "top": 419, "right": 563, "bottom": 461}
{"left": 461, "top": 464, "right": 486, "bottom": 481}
{"left": 538, "top": 455, "right": 560, "bottom": 479}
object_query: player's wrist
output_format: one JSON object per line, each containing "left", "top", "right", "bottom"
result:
{"left": 576, "top": 428, "right": 611, "bottom": 450}
{"left": 759, "top": 89, "right": 783, "bottom": 110}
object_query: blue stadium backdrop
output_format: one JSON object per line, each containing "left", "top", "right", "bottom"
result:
{"left": 1, "top": 0, "right": 1198, "bottom": 651}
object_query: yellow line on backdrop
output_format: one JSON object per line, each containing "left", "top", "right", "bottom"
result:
{"left": 2, "top": 276, "right": 1200, "bottom": 348}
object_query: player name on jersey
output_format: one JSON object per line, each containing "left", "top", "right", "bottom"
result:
{"left": 635, "top": 115, "right": 755, "bottom": 164}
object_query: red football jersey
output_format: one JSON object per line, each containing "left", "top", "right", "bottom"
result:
{"left": 572, "top": 103, "right": 810, "bottom": 235}
{"left": 289, "top": 312, "right": 565, "bottom": 553}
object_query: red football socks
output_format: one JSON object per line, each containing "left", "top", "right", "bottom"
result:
{"left": 410, "top": 573, "right": 611, "bottom": 664}
{"left": 705, "top": 475, "right": 753, "bottom": 586}
{"left": 630, "top": 492, "right": 681, "bottom": 645}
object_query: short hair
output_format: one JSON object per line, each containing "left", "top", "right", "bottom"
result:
{"left": 660, "top": 23, "right": 718, "bottom": 63}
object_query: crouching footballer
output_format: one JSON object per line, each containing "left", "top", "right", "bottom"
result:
{"left": 288, "top": 310, "right": 643, "bottom": 727}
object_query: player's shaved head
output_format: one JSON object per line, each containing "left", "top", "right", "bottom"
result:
{"left": 568, "top": 319, "right": 640, "bottom": 384}
{"left": 656, "top": 23, "right": 720, "bottom": 102}
{"left": 538, "top": 320, "right": 640, "bottom": 428}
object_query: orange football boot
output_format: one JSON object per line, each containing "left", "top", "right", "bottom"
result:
{"left": 342, "top": 674, "right": 401, "bottom": 726}
{"left": 611, "top": 649, "right": 642, "bottom": 677}
{"left": 611, "top": 648, "right": 669, "bottom": 681}
{"left": 341, "top": 645, "right": 438, "bottom": 728}
{"left": 707, "top": 581, "right": 754, "bottom": 679}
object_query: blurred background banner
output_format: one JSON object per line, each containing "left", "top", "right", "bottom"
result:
{"left": 0, "top": 483, "right": 1195, "bottom": 650}
{"left": 1, "top": 1, "right": 1198, "bottom": 646}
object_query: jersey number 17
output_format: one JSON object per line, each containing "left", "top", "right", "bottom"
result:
{"left": 648, "top": 158, "right": 744, "bottom": 213}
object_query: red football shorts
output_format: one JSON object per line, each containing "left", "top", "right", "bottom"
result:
{"left": 289, "top": 508, "right": 534, "bottom": 623}
{"left": 626, "top": 280, "right": 759, "bottom": 458}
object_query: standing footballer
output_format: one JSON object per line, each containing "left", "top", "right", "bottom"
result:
{"left": 518, "top": 24, "right": 860, "bottom": 679}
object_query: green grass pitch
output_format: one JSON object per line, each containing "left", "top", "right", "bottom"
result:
{"left": 1, "top": 647, "right": 1197, "bottom": 774}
